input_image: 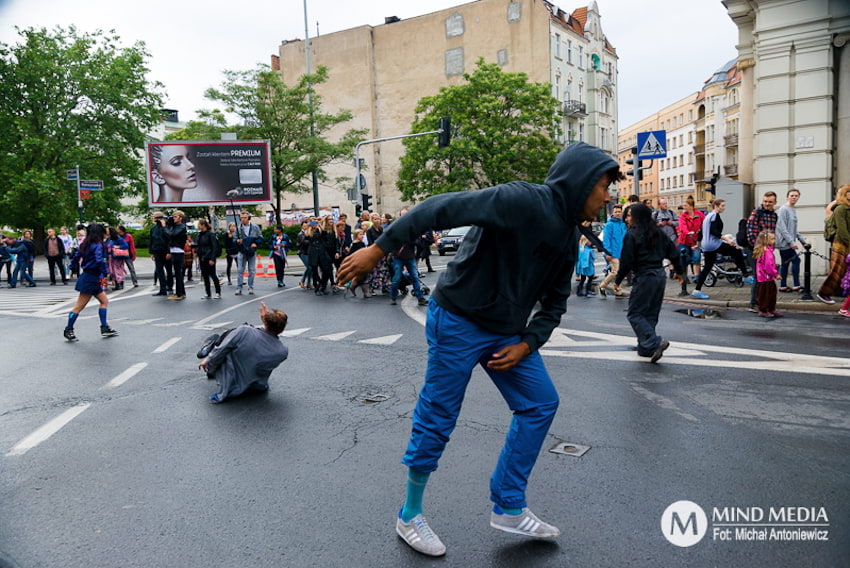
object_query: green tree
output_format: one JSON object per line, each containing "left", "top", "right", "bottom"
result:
{"left": 0, "top": 26, "right": 164, "bottom": 240}
{"left": 197, "top": 65, "right": 366, "bottom": 221}
{"left": 398, "top": 59, "right": 563, "bottom": 201}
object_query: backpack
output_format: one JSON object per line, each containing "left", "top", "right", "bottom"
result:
{"left": 736, "top": 219, "right": 749, "bottom": 248}
{"left": 824, "top": 211, "right": 837, "bottom": 242}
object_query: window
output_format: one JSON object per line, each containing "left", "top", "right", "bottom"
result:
{"left": 555, "top": 33, "right": 561, "bottom": 59}
{"left": 507, "top": 2, "right": 522, "bottom": 22}
{"left": 567, "top": 40, "right": 572, "bottom": 64}
{"left": 679, "top": 155, "right": 684, "bottom": 168}
{"left": 689, "top": 109, "right": 694, "bottom": 121}
{"left": 679, "top": 134, "right": 684, "bottom": 146}
{"left": 497, "top": 49, "right": 508, "bottom": 66}
{"left": 578, "top": 46, "right": 584, "bottom": 68}
{"left": 566, "top": 79, "right": 571, "bottom": 101}
{"left": 601, "top": 127, "right": 607, "bottom": 151}
{"left": 554, "top": 73, "right": 560, "bottom": 100}
{"left": 445, "top": 14, "right": 464, "bottom": 37}
{"left": 607, "top": 62, "right": 612, "bottom": 76}
{"left": 579, "top": 123, "right": 584, "bottom": 141}
{"left": 688, "top": 131, "right": 693, "bottom": 143}
{"left": 445, "top": 47, "right": 464, "bottom": 77}
{"left": 688, "top": 152, "right": 693, "bottom": 164}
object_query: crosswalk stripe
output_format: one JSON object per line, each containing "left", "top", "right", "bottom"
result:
{"left": 313, "top": 330, "right": 356, "bottom": 341}
{"left": 281, "top": 327, "right": 310, "bottom": 337}
{"left": 358, "top": 334, "right": 403, "bottom": 345}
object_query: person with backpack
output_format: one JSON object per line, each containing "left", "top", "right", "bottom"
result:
{"left": 817, "top": 184, "right": 850, "bottom": 304}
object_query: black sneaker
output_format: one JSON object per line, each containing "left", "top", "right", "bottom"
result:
{"left": 63, "top": 328, "right": 78, "bottom": 342}
{"left": 390, "top": 298, "right": 397, "bottom": 305}
{"left": 100, "top": 325, "right": 119, "bottom": 337}
{"left": 418, "top": 297, "right": 428, "bottom": 306}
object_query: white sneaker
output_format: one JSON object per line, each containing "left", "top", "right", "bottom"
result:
{"left": 490, "top": 506, "right": 560, "bottom": 539}
{"left": 396, "top": 512, "right": 446, "bottom": 557}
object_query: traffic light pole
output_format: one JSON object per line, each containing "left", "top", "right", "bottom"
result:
{"left": 353, "top": 127, "right": 444, "bottom": 210}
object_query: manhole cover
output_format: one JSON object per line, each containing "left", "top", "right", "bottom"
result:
{"left": 359, "top": 393, "right": 390, "bottom": 404}
{"left": 549, "top": 441, "right": 590, "bottom": 457}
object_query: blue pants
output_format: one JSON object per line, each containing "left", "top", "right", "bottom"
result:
{"left": 779, "top": 248, "right": 800, "bottom": 288}
{"left": 390, "top": 257, "right": 422, "bottom": 300}
{"left": 10, "top": 259, "right": 35, "bottom": 286}
{"left": 402, "top": 300, "right": 559, "bottom": 509}
{"left": 627, "top": 268, "right": 665, "bottom": 356}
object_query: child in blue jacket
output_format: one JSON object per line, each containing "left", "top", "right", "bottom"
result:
{"left": 576, "top": 235, "right": 596, "bottom": 296}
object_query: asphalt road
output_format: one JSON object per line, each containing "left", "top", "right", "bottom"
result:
{"left": 0, "top": 260, "right": 848, "bottom": 568}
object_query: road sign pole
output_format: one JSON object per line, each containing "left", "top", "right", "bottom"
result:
{"left": 634, "top": 158, "right": 640, "bottom": 198}
{"left": 76, "top": 165, "right": 83, "bottom": 224}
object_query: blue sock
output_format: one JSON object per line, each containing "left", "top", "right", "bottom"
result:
{"left": 98, "top": 308, "right": 107, "bottom": 326}
{"left": 493, "top": 504, "right": 523, "bottom": 516}
{"left": 66, "top": 312, "right": 78, "bottom": 329}
{"left": 400, "top": 468, "right": 430, "bottom": 522}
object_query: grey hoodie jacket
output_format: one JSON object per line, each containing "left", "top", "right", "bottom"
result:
{"left": 375, "top": 142, "right": 618, "bottom": 351}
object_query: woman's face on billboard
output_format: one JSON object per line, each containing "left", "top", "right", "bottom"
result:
{"left": 156, "top": 146, "right": 197, "bottom": 190}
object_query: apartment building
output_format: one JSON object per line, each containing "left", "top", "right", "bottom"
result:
{"left": 275, "top": 0, "right": 618, "bottom": 216}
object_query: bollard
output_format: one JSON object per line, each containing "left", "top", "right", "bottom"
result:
{"left": 801, "top": 244, "right": 813, "bottom": 300}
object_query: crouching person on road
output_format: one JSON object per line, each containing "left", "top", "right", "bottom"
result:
{"left": 199, "top": 302, "right": 289, "bottom": 403}
{"left": 614, "top": 203, "right": 684, "bottom": 363}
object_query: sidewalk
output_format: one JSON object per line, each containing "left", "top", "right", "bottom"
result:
{"left": 660, "top": 274, "right": 840, "bottom": 313}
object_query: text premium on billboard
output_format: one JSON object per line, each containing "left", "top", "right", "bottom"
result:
{"left": 145, "top": 140, "right": 272, "bottom": 207}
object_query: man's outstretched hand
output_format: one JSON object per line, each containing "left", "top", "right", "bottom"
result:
{"left": 486, "top": 342, "right": 532, "bottom": 372}
{"left": 337, "top": 245, "right": 385, "bottom": 286}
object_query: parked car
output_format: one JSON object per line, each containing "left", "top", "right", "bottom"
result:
{"left": 437, "top": 226, "right": 471, "bottom": 255}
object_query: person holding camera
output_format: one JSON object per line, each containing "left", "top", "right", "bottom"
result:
{"left": 235, "top": 212, "right": 262, "bottom": 296}
{"left": 165, "top": 210, "right": 188, "bottom": 300}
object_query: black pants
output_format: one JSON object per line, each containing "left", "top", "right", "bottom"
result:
{"left": 226, "top": 255, "right": 236, "bottom": 283}
{"left": 153, "top": 251, "right": 170, "bottom": 294}
{"left": 170, "top": 253, "right": 185, "bottom": 297}
{"left": 312, "top": 260, "right": 332, "bottom": 292}
{"left": 200, "top": 261, "right": 221, "bottom": 296}
{"left": 0, "top": 260, "right": 11, "bottom": 282}
{"left": 46, "top": 255, "right": 67, "bottom": 284}
{"left": 627, "top": 268, "right": 666, "bottom": 356}
{"left": 695, "top": 243, "right": 748, "bottom": 290}
{"left": 273, "top": 255, "right": 286, "bottom": 285}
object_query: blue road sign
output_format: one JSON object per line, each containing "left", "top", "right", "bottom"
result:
{"left": 67, "top": 169, "right": 78, "bottom": 181}
{"left": 79, "top": 179, "right": 104, "bottom": 191}
{"left": 637, "top": 130, "right": 667, "bottom": 159}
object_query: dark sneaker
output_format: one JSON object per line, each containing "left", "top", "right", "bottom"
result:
{"left": 390, "top": 298, "right": 397, "bottom": 305}
{"left": 63, "top": 328, "right": 78, "bottom": 342}
{"left": 816, "top": 293, "right": 835, "bottom": 304}
{"left": 650, "top": 340, "right": 670, "bottom": 363}
{"left": 396, "top": 512, "right": 446, "bottom": 557}
{"left": 248, "top": 288, "right": 254, "bottom": 295}
{"left": 100, "top": 325, "right": 119, "bottom": 337}
{"left": 235, "top": 289, "right": 242, "bottom": 296}
{"left": 418, "top": 297, "right": 428, "bottom": 306}
{"left": 490, "top": 506, "right": 560, "bottom": 539}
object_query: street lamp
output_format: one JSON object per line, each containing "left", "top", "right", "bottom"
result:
{"left": 303, "top": 0, "right": 320, "bottom": 216}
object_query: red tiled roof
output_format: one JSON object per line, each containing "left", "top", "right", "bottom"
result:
{"left": 571, "top": 6, "right": 588, "bottom": 29}
{"left": 544, "top": 2, "right": 616, "bottom": 54}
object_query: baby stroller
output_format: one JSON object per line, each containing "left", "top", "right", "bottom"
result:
{"left": 397, "top": 270, "right": 431, "bottom": 297}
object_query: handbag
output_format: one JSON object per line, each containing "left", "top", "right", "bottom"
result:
{"left": 112, "top": 248, "right": 130, "bottom": 257}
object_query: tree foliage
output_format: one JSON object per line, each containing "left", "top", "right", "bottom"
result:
{"left": 177, "top": 65, "right": 366, "bottom": 221}
{"left": 397, "top": 60, "right": 563, "bottom": 202}
{"left": 0, "top": 26, "right": 164, "bottom": 234}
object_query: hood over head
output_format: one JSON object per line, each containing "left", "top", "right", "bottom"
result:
{"left": 544, "top": 142, "right": 620, "bottom": 224}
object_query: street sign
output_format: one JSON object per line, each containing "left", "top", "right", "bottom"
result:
{"left": 79, "top": 179, "right": 104, "bottom": 191}
{"left": 637, "top": 130, "right": 667, "bottom": 159}
{"left": 80, "top": 189, "right": 92, "bottom": 199}
{"left": 66, "top": 169, "right": 78, "bottom": 181}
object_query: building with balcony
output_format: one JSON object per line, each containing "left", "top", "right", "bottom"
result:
{"left": 275, "top": 0, "right": 618, "bottom": 215}
{"left": 724, "top": 0, "right": 850, "bottom": 260}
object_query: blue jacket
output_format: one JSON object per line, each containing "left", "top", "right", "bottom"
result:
{"left": 576, "top": 244, "right": 596, "bottom": 276}
{"left": 268, "top": 233, "right": 290, "bottom": 257}
{"left": 72, "top": 240, "right": 108, "bottom": 277}
{"left": 602, "top": 215, "right": 627, "bottom": 258}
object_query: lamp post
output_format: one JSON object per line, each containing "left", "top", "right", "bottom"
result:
{"left": 303, "top": 0, "right": 320, "bottom": 216}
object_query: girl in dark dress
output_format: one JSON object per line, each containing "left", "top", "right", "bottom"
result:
{"left": 63, "top": 223, "right": 118, "bottom": 341}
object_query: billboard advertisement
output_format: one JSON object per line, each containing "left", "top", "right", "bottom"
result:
{"left": 145, "top": 140, "right": 272, "bottom": 206}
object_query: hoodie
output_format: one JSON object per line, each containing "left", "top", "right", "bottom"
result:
{"left": 375, "top": 142, "right": 618, "bottom": 351}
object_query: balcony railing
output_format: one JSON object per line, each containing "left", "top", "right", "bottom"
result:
{"left": 564, "top": 100, "right": 587, "bottom": 117}
{"left": 694, "top": 144, "right": 706, "bottom": 156}
{"left": 724, "top": 134, "right": 739, "bottom": 147}
{"left": 724, "top": 163, "right": 739, "bottom": 177}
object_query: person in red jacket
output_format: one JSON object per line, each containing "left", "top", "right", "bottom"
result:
{"left": 676, "top": 198, "right": 704, "bottom": 296}
{"left": 117, "top": 226, "right": 138, "bottom": 287}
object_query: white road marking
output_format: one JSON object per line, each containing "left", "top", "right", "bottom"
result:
{"left": 313, "top": 330, "right": 356, "bottom": 341}
{"left": 124, "top": 318, "right": 164, "bottom": 326}
{"left": 101, "top": 362, "right": 148, "bottom": 389}
{"left": 282, "top": 327, "right": 310, "bottom": 337}
{"left": 629, "top": 383, "right": 699, "bottom": 422}
{"left": 401, "top": 294, "right": 427, "bottom": 325}
{"left": 191, "top": 321, "right": 233, "bottom": 331}
{"left": 6, "top": 403, "right": 91, "bottom": 457}
{"left": 192, "top": 288, "right": 292, "bottom": 327}
{"left": 358, "top": 333, "right": 403, "bottom": 345}
{"left": 152, "top": 337, "right": 181, "bottom": 353}
{"left": 153, "top": 320, "right": 195, "bottom": 327}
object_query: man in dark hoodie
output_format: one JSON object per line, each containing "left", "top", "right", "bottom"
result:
{"left": 338, "top": 142, "right": 620, "bottom": 557}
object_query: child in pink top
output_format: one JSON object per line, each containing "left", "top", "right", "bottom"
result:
{"left": 753, "top": 230, "right": 779, "bottom": 317}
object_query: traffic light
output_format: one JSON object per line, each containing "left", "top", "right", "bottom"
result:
{"left": 625, "top": 147, "right": 643, "bottom": 181}
{"left": 704, "top": 172, "right": 719, "bottom": 194}
{"left": 362, "top": 193, "right": 373, "bottom": 212}
{"left": 438, "top": 117, "right": 451, "bottom": 147}
{"left": 355, "top": 203, "right": 362, "bottom": 217}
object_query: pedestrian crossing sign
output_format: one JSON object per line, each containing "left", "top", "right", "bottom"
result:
{"left": 637, "top": 130, "right": 667, "bottom": 159}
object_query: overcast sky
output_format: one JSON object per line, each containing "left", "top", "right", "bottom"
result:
{"left": 0, "top": 0, "right": 738, "bottom": 129}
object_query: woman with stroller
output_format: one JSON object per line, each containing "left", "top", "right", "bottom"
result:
{"left": 690, "top": 198, "right": 750, "bottom": 300}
